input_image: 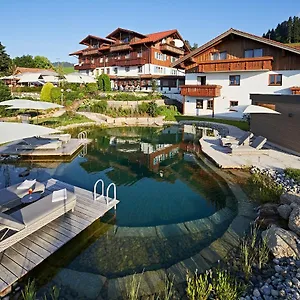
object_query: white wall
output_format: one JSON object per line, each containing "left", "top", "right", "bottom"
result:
{"left": 184, "top": 70, "right": 300, "bottom": 118}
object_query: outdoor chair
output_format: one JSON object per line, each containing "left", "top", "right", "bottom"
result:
{"left": 0, "top": 180, "right": 45, "bottom": 213}
{"left": 0, "top": 189, "right": 76, "bottom": 253}
{"left": 41, "top": 134, "right": 71, "bottom": 144}
{"left": 15, "top": 137, "right": 63, "bottom": 150}
{"left": 220, "top": 131, "right": 253, "bottom": 147}
{"left": 230, "top": 136, "right": 268, "bottom": 155}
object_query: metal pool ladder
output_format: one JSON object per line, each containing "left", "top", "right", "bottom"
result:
{"left": 93, "top": 179, "right": 117, "bottom": 209}
{"left": 78, "top": 130, "right": 88, "bottom": 140}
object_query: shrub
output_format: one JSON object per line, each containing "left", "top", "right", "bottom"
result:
{"left": 285, "top": 168, "right": 300, "bottom": 183}
{"left": 90, "top": 100, "right": 108, "bottom": 113}
{"left": 97, "top": 74, "right": 111, "bottom": 91}
{"left": 86, "top": 82, "right": 98, "bottom": 93}
{"left": 147, "top": 100, "right": 159, "bottom": 117}
{"left": 50, "top": 87, "right": 62, "bottom": 103}
{"left": 13, "top": 86, "right": 42, "bottom": 93}
{"left": 0, "top": 81, "right": 11, "bottom": 101}
{"left": 64, "top": 91, "right": 79, "bottom": 102}
{"left": 138, "top": 102, "right": 148, "bottom": 114}
{"left": 246, "top": 173, "right": 284, "bottom": 203}
{"left": 63, "top": 82, "right": 81, "bottom": 91}
{"left": 40, "top": 82, "right": 54, "bottom": 101}
{"left": 186, "top": 271, "right": 212, "bottom": 300}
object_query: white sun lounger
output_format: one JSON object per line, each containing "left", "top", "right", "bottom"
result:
{"left": 16, "top": 137, "right": 63, "bottom": 150}
{"left": 230, "top": 136, "right": 268, "bottom": 155}
{"left": 220, "top": 131, "right": 253, "bottom": 147}
{"left": 41, "top": 134, "right": 71, "bottom": 143}
{"left": 0, "top": 190, "right": 76, "bottom": 252}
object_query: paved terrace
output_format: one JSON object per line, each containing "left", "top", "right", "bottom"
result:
{"left": 195, "top": 122, "right": 300, "bottom": 170}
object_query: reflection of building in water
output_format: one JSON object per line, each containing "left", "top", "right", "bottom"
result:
{"left": 139, "top": 142, "right": 180, "bottom": 171}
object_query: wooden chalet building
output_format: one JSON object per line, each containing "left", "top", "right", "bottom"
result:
{"left": 70, "top": 28, "right": 190, "bottom": 96}
{"left": 171, "top": 28, "right": 300, "bottom": 118}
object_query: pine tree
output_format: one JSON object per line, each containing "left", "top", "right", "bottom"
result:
{"left": 293, "top": 16, "right": 300, "bottom": 43}
{"left": 0, "top": 42, "right": 11, "bottom": 75}
{"left": 287, "top": 17, "right": 293, "bottom": 43}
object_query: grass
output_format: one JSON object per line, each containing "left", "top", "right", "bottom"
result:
{"left": 158, "top": 106, "right": 182, "bottom": 121}
{"left": 37, "top": 112, "right": 94, "bottom": 128}
{"left": 285, "top": 168, "right": 300, "bottom": 183}
{"left": 174, "top": 115, "right": 249, "bottom": 131}
{"left": 62, "top": 66, "right": 75, "bottom": 74}
{"left": 244, "top": 172, "right": 284, "bottom": 204}
{"left": 186, "top": 271, "right": 213, "bottom": 300}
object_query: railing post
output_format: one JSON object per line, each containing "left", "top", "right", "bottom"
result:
{"left": 94, "top": 179, "right": 104, "bottom": 201}
{"left": 106, "top": 183, "right": 116, "bottom": 206}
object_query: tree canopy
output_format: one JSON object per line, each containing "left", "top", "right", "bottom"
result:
{"left": 33, "top": 56, "right": 53, "bottom": 69}
{"left": 184, "top": 40, "right": 199, "bottom": 50}
{"left": 0, "top": 42, "right": 11, "bottom": 75}
{"left": 0, "top": 81, "right": 11, "bottom": 101}
{"left": 12, "top": 55, "right": 54, "bottom": 69}
{"left": 263, "top": 16, "right": 300, "bottom": 44}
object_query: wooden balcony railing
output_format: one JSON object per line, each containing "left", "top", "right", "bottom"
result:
{"left": 74, "top": 63, "right": 96, "bottom": 70}
{"left": 82, "top": 49, "right": 99, "bottom": 56}
{"left": 187, "top": 56, "right": 273, "bottom": 73}
{"left": 180, "top": 85, "right": 222, "bottom": 97}
{"left": 110, "top": 43, "right": 132, "bottom": 52}
{"left": 112, "top": 57, "right": 146, "bottom": 66}
{"left": 160, "top": 43, "right": 184, "bottom": 55}
{"left": 290, "top": 86, "right": 300, "bottom": 95}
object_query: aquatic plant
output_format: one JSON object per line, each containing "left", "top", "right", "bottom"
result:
{"left": 126, "top": 271, "right": 143, "bottom": 300}
{"left": 21, "top": 280, "right": 36, "bottom": 300}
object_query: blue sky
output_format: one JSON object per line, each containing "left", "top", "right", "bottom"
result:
{"left": 0, "top": 0, "right": 299, "bottom": 63}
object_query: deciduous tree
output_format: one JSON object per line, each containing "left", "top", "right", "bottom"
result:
{"left": 13, "top": 55, "right": 35, "bottom": 68}
{"left": 33, "top": 56, "right": 53, "bottom": 69}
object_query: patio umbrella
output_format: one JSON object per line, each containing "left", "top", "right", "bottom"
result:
{"left": 230, "top": 104, "right": 281, "bottom": 114}
{"left": 0, "top": 122, "right": 60, "bottom": 145}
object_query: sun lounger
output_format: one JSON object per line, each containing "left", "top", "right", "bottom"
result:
{"left": 0, "top": 180, "right": 45, "bottom": 212}
{"left": 230, "top": 136, "right": 267, "bottom": 155}
{"left": 220, "top": 132, "right": 253, "bottom": 147}
{"left": 16, "top": 137, "right": 62, "bottom": 150}
{"left": 0, "top": 190, "right": 76, "bottom": 252}
{"left": 41, "top": 134, "right": 71, "bottom": 143}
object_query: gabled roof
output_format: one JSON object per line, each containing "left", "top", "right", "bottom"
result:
{"left": 172, "top": 28, "right": 300, "bottom": 67}
{"left": 14, "top": 67, "right": 56, "bottom": 75}
{"left": 80, "top": 35, "right": 114, "bottom": 46}
{"left": 106, "top": 28, "right": 146, "bottom": 40}
{"left": 69, "top": 49, "right": 84, "bottom": 56}
{"left": 131, "top": 29, "right": 177, "bottom": 45}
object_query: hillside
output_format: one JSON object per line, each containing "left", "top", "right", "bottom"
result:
{"left": 52, "top": 61, "right": 74, "bottom": 68}
{"left": 263, "top": 16, "right": 300, "bottom": 43}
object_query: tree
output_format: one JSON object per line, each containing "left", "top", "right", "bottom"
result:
{"left": 13, "top": 55, "right": 35, "bottom": 68}
{"left": 0, "top": 42, "right": 11, "bottom": 75}
{"left": 33, "top": 56, "right": 53, "bottom": 69}
{"left": 86, "top": 82, "right": 98, "bottom": 93}
{"left": 192, "top": 43, "right": 199, "bottom": 50}
{"left": 151, "top": 79, "right": 158, "bottom": 93}
{"left": 40, "top": 82, "right": 54, "bottom": 101}
{"left": 184, "top": 40, "right": 198, "bottom": 51}
{"left": 146, "top": 101, "right": 159, "bottom": 117}
{"left": 0, "top": 81, "right": 11, "bottom": 101}
{"left": 50, "top": 87, "right": 62, "bottom": 104}
{"left": 97, "top": 74, "right": 111, "bottom": 91}
{"left": 287, "top": 17, "right": 293, "bottom": 43}
{"left": 293, "top": 16, "right": 300, "bottom": 43}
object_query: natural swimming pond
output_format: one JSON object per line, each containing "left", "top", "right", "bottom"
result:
{"left": 0, "top": 125, "right": 237, "bottom": 298}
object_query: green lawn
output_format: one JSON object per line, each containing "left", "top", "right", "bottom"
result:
{"left": 175, "top": 115, "right": 249, "bottom": 131}
{"left": 62, "top": 66, "right": 76, "bottom": 74}
{"left": 37, "top": 112, "right": 93, "bottom": 128}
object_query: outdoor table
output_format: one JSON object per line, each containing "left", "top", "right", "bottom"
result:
{"left": 21, "top": 192, "right": 42, "bottom": 204}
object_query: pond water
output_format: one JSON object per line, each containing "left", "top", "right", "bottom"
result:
{"left": 0, "top": 125, "right": 236, "bottom": 297}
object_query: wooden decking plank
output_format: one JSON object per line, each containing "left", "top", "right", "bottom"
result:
{"left": 58, "top": 215, "right": 86, "bottom": 231}
{"left": 0, "top": 264, "right": 17, "bottom": 285}
{"left": 74, "top": 201, "right": 102, "bottom": 218}
{"left": 73, "top": 205, "right": 98, "bottom": 220}
{"left": 0, "top": 278, "right": 7, "bottom": 293}
{"left": 50, "top": 218, "right": 82, "bottom": 235}
{"left": 26, "top": 232, "right": 60, "bottom": 252}
{"left": 11, "top": 243, "right": 43, "bottom": 265}
{"left": 3, "top": 249, "right": 36, "bottom": 271}
{"left": 44, "top": 222, "right": 77, "bottom": 239}
{"left": 39, "top": 226, "right": 71, "bottom": 243}
{"left": 64, "top": 212, "right": 92, "bottom": 227}
{"left": 0, "top": 255, "right": 27, "bottom": 278}
{"left": 20, "top": 238, "right": 51, "bottom": 258}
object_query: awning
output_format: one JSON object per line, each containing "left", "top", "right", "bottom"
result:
{"left": 230, "top": 104, "right": 281, "bottom": 114}
{"left": 0, "top": 122, "right": 60, "bottom": 145}
{"left": 0, "top": 100, "right": 63, "bottom": 110}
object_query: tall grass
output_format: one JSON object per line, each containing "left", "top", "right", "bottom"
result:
{"left": 186, "top": 270, "right": 213, "bottom": 300}
{"left": 22, "top": 280, "right": 36, "bottom": 300}
{"left": 285, "top": 168, "right": 300, "bottom": 183}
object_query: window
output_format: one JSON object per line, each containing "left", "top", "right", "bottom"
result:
{"left": 244, "top": 48, "right": 263, "bottom": 58}
{"left": 113, "top": 67, "right": 118, "bottom": 74}
{"left": 155, "top": 66, "right": 163, "bottom": 73}
{"left": 106, "top": 68, "right": 110, "bottom": 74}
{"left": 196, "top": 99, "right": 203, "bottom": 109}
{"left": 229, "top": 75, "right": 240, "bottom": 86}
{"left": 171, "top": 69, "right": 177, "bottom": 75}
{"left": 123, "top": 37, "right": 129, "bottom": 43}
{"left": 197, "top": 76, "right": 206, "bottom": 85}
{"left": 211, "top": 51, "right": 227, "bottom": 60}
{"left": 230, "top": 101, "right": 239, "bottom": 107}
{"left": 125, "top": 52, "right": 130, "bottom": 59}
{"left": 207, "top": 100, "right": 213, "bottom": 110}
{"left": 137, "top": 50, "right": 142, "bottom": 58}
{"left": 100, "top": 57, "right": 103, "bottom": 63}
{"left": 101, "top": 69, "right": 104, "bottom": 74}
{"left": 171, "top": 56, "right": 177, "bottom": 63}
{"left": 125, "top": 66, "right": 130, "bottom": 72}
{"left": 269, "top": 74, "right": 282, "bottom": 86}
{"left": 138, "top": 66, "right": 142, "bottom": 73}
{"left": 155, "top": 52, "right": 166, "bottom": 61}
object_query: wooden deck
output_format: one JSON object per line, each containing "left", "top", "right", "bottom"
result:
{"left": 0, "top": 178, "right": 119, "bottom": 295}
{"left": 0, "top": 139, "right": 91, "bottom": 160}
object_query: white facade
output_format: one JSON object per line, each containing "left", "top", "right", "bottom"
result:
{"left": 184, "top": 70, "right": 300, "bottom": 118}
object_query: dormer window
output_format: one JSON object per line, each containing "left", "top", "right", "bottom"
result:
{"left": 211, "top": 51, "right": 227, "bottom": 60}
{"left": 123, "top": 37, "right": 129, "bottom": 43}
{"left": 245, "top": 48, "right": 263, "bottom": 58}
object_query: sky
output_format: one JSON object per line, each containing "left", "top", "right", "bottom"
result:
{"left": 0, "top": 0, "right": 299, "bottom": 63}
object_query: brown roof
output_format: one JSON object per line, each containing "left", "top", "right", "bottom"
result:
{"left": 80, "top": 35, "right": 114, "bottom": 46}
{"left": 171, "top": 28, "right": 300, "bottom": 67}
{"left": 131, "top": 29, "right": 178, "bottom": 45}
{"left": 14, "top": 67, "right": 55, "bottom": 75}
{"left": 106, "top": 27, "right": 146, "bottom": 39}
{"left": 69, "top": 49, "right": 84, "bottom": 56}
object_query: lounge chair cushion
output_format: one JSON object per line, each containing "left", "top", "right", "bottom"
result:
{"left": 52, "top": 188, "right": 67, "bottom": 202}
{"left": 237, "top": 132, "right": 253, "bottom": 146}
{"left": 17, "top": 179, "right": 36, "bottom": 190}
{"left": 0, "top": 212, "right": 25, "bottom": 231}
{"left": 251, "top": 136, "right": 267, "bottom": 150}
{"left": 9, "top": 190, "right": 76, "bottom": 227}
{"left": 0, "top": 181, "right": 45, "bottom": 213}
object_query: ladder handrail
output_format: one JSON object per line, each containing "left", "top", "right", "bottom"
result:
{"left": 78, "top": 130, "right": 87, "bottom": 140}
{"left": 106, "top": 182, "right": 116, "bottom": 205}
{"left": 93, "top": 179, "right": 104, "bottom": 201}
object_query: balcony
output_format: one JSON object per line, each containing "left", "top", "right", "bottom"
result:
{"left": 74, "top": 63, "right": 96, "bottom": 70}
{"left": 290, "top": 86, "right": 300, "bottom": 95}
{"left": 110, "top": 43, "right": 132, "bottom": 52}
{"left": 160, "top": 43, "right": 184, "bottom": 56}
{"left": 82, "top": 49, "right": 99, "bottom": 56}
{"left": 112, "top": 57, "right": 146, "bottom": 66}
{"left": 188, "top": 56, "right": 273, "bottom": 73}
{"left": 180, "top": 85, "right": 222, "bottom": 97}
